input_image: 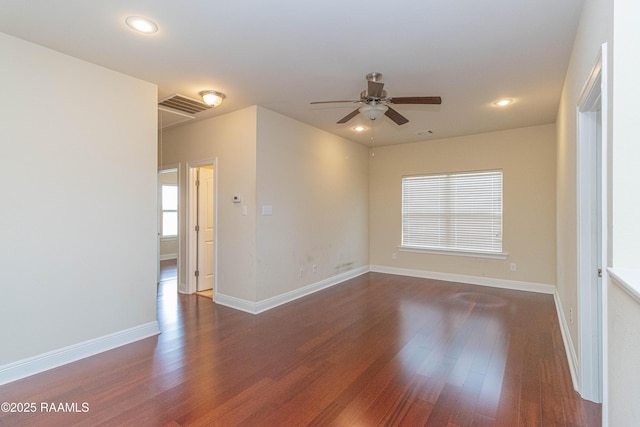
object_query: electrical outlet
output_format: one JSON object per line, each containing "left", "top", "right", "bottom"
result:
{"left": 569, "top": 308, "right": 573, "bottom": 324}
{"left": 299, "top": 267, "right": 304, "bottom": 277}
{"left": 312, "top": 265, "right": 318, "bottom": 274}
{"left": 509, "top": 263, "right": 517, "bottom": 271}
{"left": 392, "top": 252, "right": 397, "bottom": 260}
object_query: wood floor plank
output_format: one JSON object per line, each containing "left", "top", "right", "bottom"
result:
{"left": 0, "top": 269, "right": 601, "bottom": 426}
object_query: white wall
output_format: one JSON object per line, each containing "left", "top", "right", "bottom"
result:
{"left": 369, "top": 124, "right": 557, "bottom": 286}
{"left": 555, "top": 0, "right": 612, "bottom": 386}
{"left": 607, "top": 0, "right": 640, "bottom": 424}
{"left": 611, "top": 0, "right": 640, "bottom": 268}
{"left": 0, "top": 33, "right": 158, "bottom": 367}
{"left": 608, "top": 275, "right": 640, "bottom": 425}
{"left": 161, "top": 107, "right": 258, "bottom": 300}
{"left": 255, "top": 107, "right": 369, "bottom": 300}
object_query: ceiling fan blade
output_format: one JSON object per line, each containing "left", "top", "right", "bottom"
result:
{"left": 388, "top": 96, "right": 442, "bottom": 105}
{"left": 384, "top": 107, "right": 409, "bottom": 125}
{"left": 368, "top": 81, "right": 385, "bottom": 98}
{"left": 337, "top": 108, "right": 361, "bottom": 124}
{"left": 310, "top": 100, "right": 359, "bottom": 104}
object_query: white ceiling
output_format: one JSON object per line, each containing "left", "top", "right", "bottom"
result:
{"left": 0, "top": 0, "right": 584, "bottom": 146}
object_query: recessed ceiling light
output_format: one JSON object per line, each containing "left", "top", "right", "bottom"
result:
{"left": 493, "top": 98, "right": 514, "bottom": 107}
{"left": 352, "top": 126, "right": 367, "bottom": 132}
{"left": 125, "top": 16, "right": 158, "bottom": 34}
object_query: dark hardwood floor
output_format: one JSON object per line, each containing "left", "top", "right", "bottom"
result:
{"left": 0, "top": 262, "right": 601, "bottom": 426}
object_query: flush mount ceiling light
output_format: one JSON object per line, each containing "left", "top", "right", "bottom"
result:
{"left": 352, "top": 126, "right": 367, "bottom": 132}
{"left": 493, "top": 98, "right": 514, "bottom": 107}
{"left": 199, "top": 90, "right": 226, "bottom": 107}
{"left": 125, "top": 16, "right": 158, "bottom": 34}
{"left": 359, "top": 104, "right": 388, "bottom": 121}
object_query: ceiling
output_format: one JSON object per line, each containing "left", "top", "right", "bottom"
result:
{"left": 0, "top": 0, "right": 584, "bottom": 146}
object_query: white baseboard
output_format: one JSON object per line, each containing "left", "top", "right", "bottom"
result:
{"left": 370, "top": 265, "right": 556, "bottom": 294}
{"left": 215, "top": 266, "right": 370, "bottom": 315}
{"left": 178, "top": 281, "right": 188, "bottom": 294}
{"left": 553, "top": 290, "right": 580, "bottom": 393}
{"left": 0, "top": 321, "right": 160, "bottom": 386}
{"left": 160, "top": 253, "right": 177, "bottom": 261}
{"left": 213, "top": 293, "right": 257, "bottom": 314}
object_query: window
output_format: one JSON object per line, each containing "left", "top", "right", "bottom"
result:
{"left": 161, "top": 184, "right": 178, "bottom": 237}
{"left": 401, "top": 169, "right": 505, "bottom": 257}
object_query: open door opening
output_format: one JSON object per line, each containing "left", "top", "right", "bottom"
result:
{"left": 158, "top": 168, "right": 179, "bottom": 293}
{"left": 187, "top": 161, "right": 216, "bottom": 300}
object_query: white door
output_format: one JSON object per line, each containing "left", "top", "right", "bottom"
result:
{"left": 197, "top": 166, "right": 214, "bottom": 292}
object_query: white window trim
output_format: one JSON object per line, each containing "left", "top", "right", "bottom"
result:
{"left": 398, "top": 245, "right": 508, "bottom": 260}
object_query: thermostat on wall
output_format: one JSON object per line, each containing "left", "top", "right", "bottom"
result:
{"left": 233, "top": 195, "right": 241, "bottom": 203}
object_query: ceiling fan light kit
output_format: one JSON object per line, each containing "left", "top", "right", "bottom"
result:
{"left": 311, "top": 72, "right": 442, "bottom": 126}
{"left": 359, "top": 104, "right": 388, "bottom": 121}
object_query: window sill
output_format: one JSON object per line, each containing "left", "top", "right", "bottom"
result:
{"left": 398, "top": 246, "right": 509, "bottom": 260}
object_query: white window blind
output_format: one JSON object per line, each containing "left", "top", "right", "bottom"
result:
{"left": 402, "top": 170, "right": 503, "bottom": 254}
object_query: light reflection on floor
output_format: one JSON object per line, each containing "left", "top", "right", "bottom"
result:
{"left": 393, "top": 288, "right": 511, "bottom": 414}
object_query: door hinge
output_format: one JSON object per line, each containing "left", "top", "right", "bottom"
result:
{"left": 195, "top": 180, "right": 200, "bottom": 187}
{"left": 195, "top": 225, "right": 200, "bottom": 232}
{"left": 195, "top": 270, "right": 200, "bottom": 277}
{"left": 598, "top": 268, "right": 602, "bottom": 278}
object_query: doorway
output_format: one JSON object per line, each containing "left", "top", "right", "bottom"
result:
{"left": 187, "top": 160, "right": 217, "bottom": 299}
{"left": 158, "top": 167, "right": 179, "bottom": 288}
{"left": 577, "top": 43, "right": 608, "bottom": 404}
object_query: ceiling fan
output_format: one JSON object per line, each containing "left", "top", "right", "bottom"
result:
{"left": 310, "top": 72, "right": 441, "bottom": 125}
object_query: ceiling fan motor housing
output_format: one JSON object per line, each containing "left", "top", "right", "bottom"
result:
{"left": 360, "top": 89, "right": 387, "bottom": 101}
{"left": 366, "top": 72, "right": 383, "bottom": 82}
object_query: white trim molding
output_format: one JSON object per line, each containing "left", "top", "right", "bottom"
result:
{"left": 554, "top": 290, "right": 580, "bottom": 393}
{"left": 399, "top": 246, "right": 509, "bottom": 260}
{"left": 215, "top": 266, "right": 369, "bottom": 315}
{"left": 0, "top": 321, "right": 160, "bottom": 386}
{"left": 575, "top": 42, "right": 608, "bottom": 405}
{"left": 370, "top": 265, "right": 555, "bottom": 294}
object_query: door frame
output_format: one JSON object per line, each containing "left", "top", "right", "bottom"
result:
{"left": 186, "top": 158, "right": 218, "bottom": 296}
{"left": 576, "top": 43, "right": 608, "bottom": 404}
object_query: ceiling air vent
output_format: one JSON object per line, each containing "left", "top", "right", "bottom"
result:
{"left": 158, "top": 94, "right": 211, "bottom": 115}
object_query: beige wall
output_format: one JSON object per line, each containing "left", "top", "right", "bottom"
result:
{"left": 161, "top": 106, "right": 369, "bottom": 303}
{"left": 255, "top": 107, "right": 369, "bottom": 300}
{"left": 0, "top": 33, "right": 158, "bottom": 366}
{"left": 161, "top": 107, "right": 258, "bottom": 300}
{"left": 370, "top": 124, "right": 557, "bottom": 285}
